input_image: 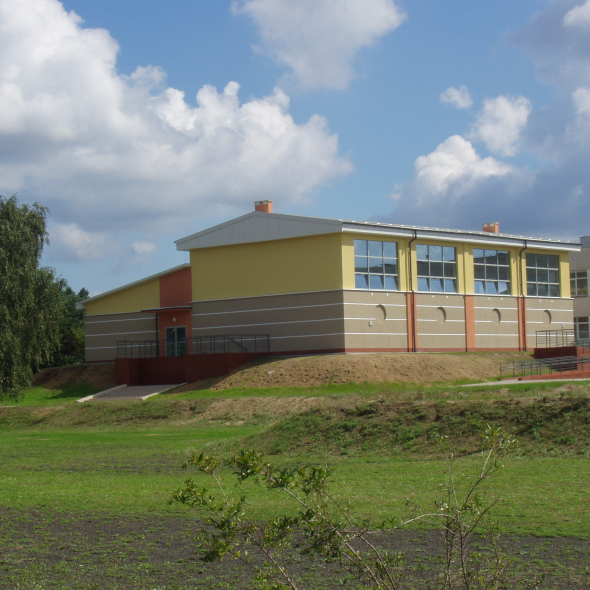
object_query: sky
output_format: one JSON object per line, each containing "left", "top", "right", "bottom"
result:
{"left": 2, "top": 0, "right": 590, "bottom": 295}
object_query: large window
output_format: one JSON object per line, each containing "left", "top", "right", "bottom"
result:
{"left": 526, "top": 253, "right": 560, "bottom": 297}
{"left": 354, "top": 239, "right": 398, "bottom": 290}
{"left": 416, "top": 244, "right": 457, "bottom": 293}
{"left": 571, "top": 270, "right": 588, "bottom": 296}
{"left": 473, "top": 249, "right": 510, "bottom": 295}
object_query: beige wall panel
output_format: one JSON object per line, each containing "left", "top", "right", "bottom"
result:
{"left": 84, "top": 312, "right": 156, "bottom": 362}
{"left": 266, "top": 334, "right": 346, "bottom": 352}
{"left": 475, "top": 334, "right": 520, "bottom": 349}
{"left": 191, "top": 292, "right": 346, "bottom": 353}
{"left": 473, "top": 296, "right": 519, "bottom": 341}
{"left": 526, "top": 297, "right": 574, "bottom": 347}
{"left": 417, "top": 334, "right": 466, "bottom": 349}
{"left": 573, "top": 296, "right": 590, "bottom": 318}
{"left": 345, "top": 333, "right": 408, "bottom": 350}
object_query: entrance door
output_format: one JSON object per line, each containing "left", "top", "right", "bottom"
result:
{"left": 165, "top": 326, "right": 187, "bottom": 357}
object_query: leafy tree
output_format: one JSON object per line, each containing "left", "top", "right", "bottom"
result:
{"left": 52, "top": 281, "right": 88, "bottom": 367}
{"left": 0, "top": 195, "right": 62, "bottom": 400}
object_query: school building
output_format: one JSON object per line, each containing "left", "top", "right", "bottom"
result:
{"left": 77, "top": 201, "right": 580, "bottom": 362}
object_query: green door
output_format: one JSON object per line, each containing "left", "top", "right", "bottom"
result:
{"left": 165, "top": 326, "right": 187, "bottom": 357}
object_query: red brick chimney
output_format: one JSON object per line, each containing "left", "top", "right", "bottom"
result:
{"left": 255, "top": 200, "right": 273, "bottom": 213}
{"left": 482, "top": 222, "right": 499, "bottom": 233}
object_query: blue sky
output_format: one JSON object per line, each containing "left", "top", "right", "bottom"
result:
{"left": 2, "top": 0, "right": 589, "bottom": 294}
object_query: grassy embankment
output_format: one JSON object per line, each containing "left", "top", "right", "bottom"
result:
{"left": 1, "top": 362, "right": 590, "bottom": 589}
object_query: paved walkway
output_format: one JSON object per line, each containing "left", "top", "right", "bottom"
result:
{"left": 461, "top": 377, "right": 590, "bottom": 387}
{"left": 77, "top": 384, "right": 180, "bottom": 402}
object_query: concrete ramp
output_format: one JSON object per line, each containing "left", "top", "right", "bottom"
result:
{"left": 77, "top": 384, "right": 180, "bottom": 402}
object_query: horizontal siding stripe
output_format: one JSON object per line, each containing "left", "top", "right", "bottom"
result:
{"left": 192, "top": 318, "right": 343, "bottom": 330}
{"left": 85, "top": 316, "right": 154, "bottom": 324}
{"left": 85, "top": 330, "right": 155, "bottom": 338}
{"left": 417, "top": 319, "right": 465, "bottom": 323}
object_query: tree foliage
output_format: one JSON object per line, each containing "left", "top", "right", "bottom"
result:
{"left": 52, "top": 281, "right": 88, "bottom": 367}
{"left": 0, "top": 195, "right": 62, "bottom": 400}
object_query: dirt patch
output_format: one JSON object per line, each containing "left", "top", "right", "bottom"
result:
{"left": 33, "top": 364, "right": 116, "bottom": 390}
{"left": 197, "top": 394, "right": 349, "bottom": 421}
{"left": 0, "top": 508, "right": 586, "bottom": 589}
{"left": 177, "top": 352, "right": 530, "bottom": 392}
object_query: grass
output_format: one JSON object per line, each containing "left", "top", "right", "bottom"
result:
{"left": 2, "top": 383, "right": 103, "bottom": 406}
{"left": 2, "top": 373, "right": 590, "bottom": 588}
{"left": 0, "top": 424, "right": 589, "bottom": 538}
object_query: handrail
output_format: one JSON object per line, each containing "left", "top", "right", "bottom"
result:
{"left": 116, "top": 334, "right": 270, "bottom": 358}
{"left": 500, "top": 354, "right": 590, "bottom": 379}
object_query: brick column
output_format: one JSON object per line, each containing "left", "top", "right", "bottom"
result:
{"left": 406, "top": 292, "right": 417, "bottom": 352}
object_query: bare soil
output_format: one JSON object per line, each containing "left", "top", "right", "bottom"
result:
{"left": 178, "top": 351, "right": 530, "bottom": 392}
{"left": 33, "top": 363, "right": 117, "bottom": 390}
{"left": 1, "top": 508, "right": 587, "bottom": 590}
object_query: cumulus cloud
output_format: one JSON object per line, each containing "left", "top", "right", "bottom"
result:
{"left": 439, "top": 86, "right": 473, "bottom": 109}
{"left": 563, "top": 0, "right": 590, "bottom": 28}
{"left": 232, "top": 0, "right": 406, "bottom": 90}
{"left": 385, "top": 2, "right": 590, "bottom": 240}
{"left": 131, "top": 241, "right": 157, "bottom": 256}
{"left": 468, "top": 95, "right": 532, "bottom": 157}
{"left": 0, "top": 0, "right": 353, "bottom": 254}
{"left": 49, "top": 223, "right": 114, "bottom": 262}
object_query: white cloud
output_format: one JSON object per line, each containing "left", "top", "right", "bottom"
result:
{"left": 232, "top": 0, "right": 406, "bottom": 90}
{"left": 0, "top": 0, "right": 353, "bottom": 241}
{"left": 412, "top": 136, "right": 513, "bottom": 204}
{"left": 563, "top": 0, "right": 590, "bottom": 28}
{"left": 49, "top": 223, "right": 113, "bottom": 262}
{"left": 439, "top": 86, "right": 473, "bottom": 109}
{"left": 131, "top": 241, "right": 157, "bottom": 255}
{"left": 468, "top": 96, "right": 532, "bottom": 157}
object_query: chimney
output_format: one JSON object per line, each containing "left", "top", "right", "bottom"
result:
{"left": 482, "top": 222, "right": 499, "bottom": 234}
{"left": 255, "top": 200, "right": 273, "bottom": 213}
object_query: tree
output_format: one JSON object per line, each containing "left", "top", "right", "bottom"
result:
{"left": 0, "top": 195, "right": 62, "bottom": 400}
{"left": 52, "top": 281, "right": 88, "bottom": 367}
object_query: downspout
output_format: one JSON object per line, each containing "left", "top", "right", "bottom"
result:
{"left": 408, "top": 230, "right": 418, "bottom": 352}
{"left": 155, "top": 313, "right": 160, "bottom": 358}
{"left": 518, "top": 240, "right": 528, "bottom": 351}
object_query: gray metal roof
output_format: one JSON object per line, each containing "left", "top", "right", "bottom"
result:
{"left": 175, "top": 212, "right": 580, "bottom": 253}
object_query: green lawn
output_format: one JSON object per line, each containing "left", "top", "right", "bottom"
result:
{"left": 1, "top": 426, "right": 588, "bottom": 538}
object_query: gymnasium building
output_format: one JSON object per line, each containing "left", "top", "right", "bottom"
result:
{"left": 78, "top": 201, "right": 579, "bottom": 362}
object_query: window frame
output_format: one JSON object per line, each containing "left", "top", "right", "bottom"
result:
{"left": 354, "top": 239, "right": 399, "bottom": 291}
{"left": 415, "top": 244, "right": 457, "bottom": 294}
{"left": 570, "top": 270, "right": 588, "bottom": 297}
{"left": 575, "top": 317, "right": 589, "bottom": 341}
{"left": 473, "top": 248, "right": 511, "bottom": 296}
{"left": 525, "top": 253, "right": 560, "bottom": 298}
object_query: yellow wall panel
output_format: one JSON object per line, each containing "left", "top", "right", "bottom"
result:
{"left": 85, "top": 278, "right": 160, "bottom": 315}
{"left": 191, "top": 233, "right": 344, "bottom": 301}
{"left": 560, "top": 253, "right": 571, "bottom": 298}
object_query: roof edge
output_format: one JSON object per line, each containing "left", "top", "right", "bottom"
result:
{"left": 75, "top": 263, "right": 191, "bottom": 310}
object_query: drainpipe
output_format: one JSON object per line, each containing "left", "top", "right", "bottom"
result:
{"left": 155, "top": 313, "right": 160, "bottom": 358}
{"left": 518, "top": 240, "right": 528, "bottom": 351}
{"left": 408, "top": 230, "right": 418, "bottom": 352}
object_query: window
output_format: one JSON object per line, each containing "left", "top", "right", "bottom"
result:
{"left": 575, "top": 317, "right": 589, "bottom": 341}
{"left": 416, "top": 244, "right": 457, "bottom": 293}
{"left": 354, "top": 240, "right": 399, "bottom": 290}
{"left": 473, "top": 249, "right": 510, "bottom": 295}
{"left": 526, "top": 253, "right": 560, "bottom": 297}
{"left": 165, "top": 326, "right": 187, "bottom": 357}
{"left": 571, "top": 270, "right": 588, "bottom": 296}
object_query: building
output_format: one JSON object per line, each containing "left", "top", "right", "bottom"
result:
{"left": 569, "top": 236, "right": 590, "bottom": 340}
{"left": 77, "top": 202, "right": 579, "bottom": 362}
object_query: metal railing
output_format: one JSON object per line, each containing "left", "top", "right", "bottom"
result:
{"left": 116, "top": 334, "right": 270, "bottom": 359}
{"left": 192, "top": 334, "right": 270, "bottom": 354}
{"left": 500, "top": 355, "right": 590, "bottom": 379}
{"left": 535, "top": 329, "right": 576, "bottom": 348}
{"left": 117, "top": 340, "right": 160, "bottom": 359}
